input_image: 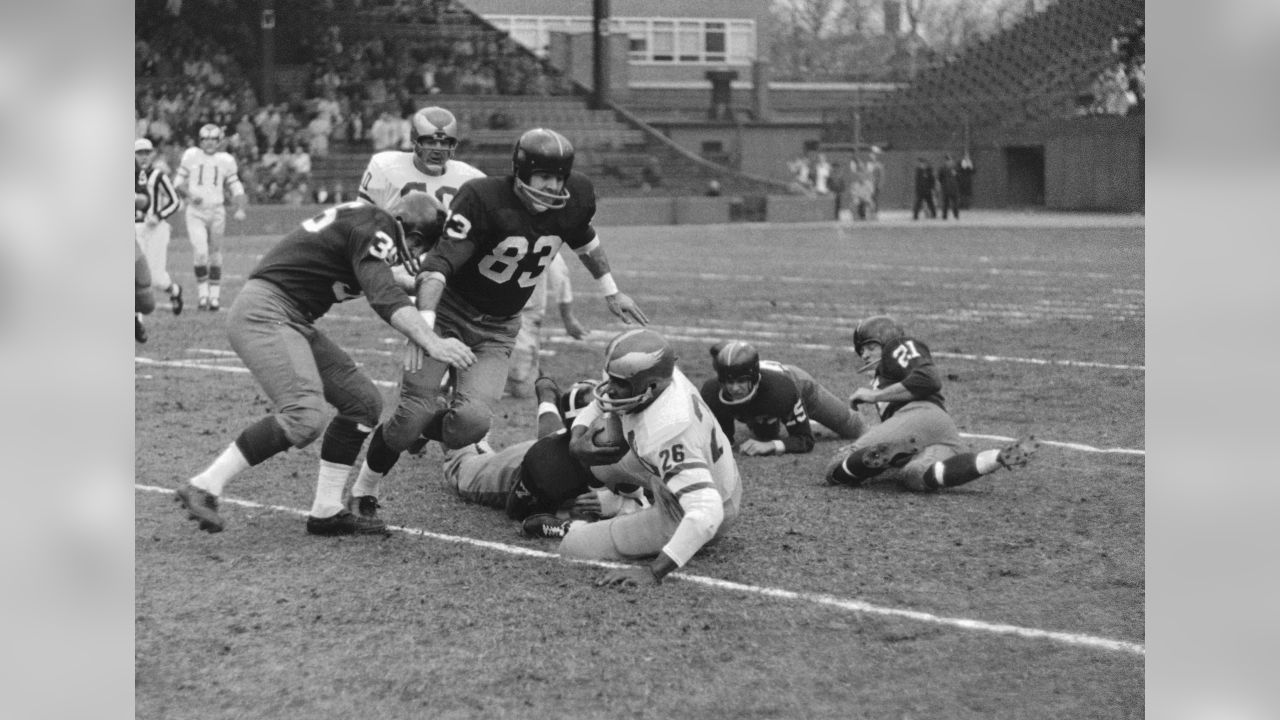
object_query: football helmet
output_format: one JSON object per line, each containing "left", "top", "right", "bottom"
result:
{"left": 410, "top": 106, "right": 459, "bottom": 176}
{"left": 710, "top": 340, "right": 761, "bottom": 405}
{"left": 512, "top": 128, "right": 573, "bottom": 211}
{"left": 593, "top": 329, "right": 677, "bottom": 414}
{"left": 558, "top": 379, "right": 600, "bottom": 430}
{"left": 198, "top": 123, "right": 223, "bottom": 153}
{"left": 852, "top": 315, "right": 905, "bottom": 371}
{"left": 386, "top": 190, "right": 445, "bottom": 274}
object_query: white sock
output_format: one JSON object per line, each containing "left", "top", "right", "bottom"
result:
{"left": 210, "top": 283, "right": 221, "bottom": 303}
{"left": 310, "top": 460, "right": 350, "bottom": 518}
{"left": 975, "top": 449, "right": 1001, "bottom": 475}
{"left": 190, "top": 443, "right": 249, "bottom": 496}
{"left": 349, "top": 461, "right": 384, "bottom": 500}
{"left": 197, "top": 280, "right": 209, "bottom": 300}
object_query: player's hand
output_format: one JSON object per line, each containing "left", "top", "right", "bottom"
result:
{"left": 605, "top": 292, "right": 648, "bottom": 325}
{"left": 849, "top": 387, "right": 876, "bottom": 409}
{"left": 596, "top": 566, "right": 660, "bottom": 589}
{"left": 423, "top": 335, "right": 475, "bottom": 370}
{"left": 739, "top": 438, "right": 781, "bottom": 456}
{"left": 570, "top": 491, "right": 603, "bottom": 519}
{"left": 563, "top": 317, "right": 587, "bottom": 340}
{"left": 233, "top": 208, "right": 247, "bottom": 221}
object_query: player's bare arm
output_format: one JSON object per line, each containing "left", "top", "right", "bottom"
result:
{"left": 576, "top": 246, "right": 648, "bottom": 325}
{"left": 397, "top": 271, "right": 472, "bottom": 372}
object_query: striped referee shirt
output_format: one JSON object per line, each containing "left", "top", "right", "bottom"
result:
{"left": 135, "top": 163, "right": 180, "bottom": 223}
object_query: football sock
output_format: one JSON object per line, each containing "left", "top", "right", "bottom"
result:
{"left": 310, "top": 460, "right": 350, "bottom": 518}
{"left": 209, "top": 266, "right": 221, "bottom": 303}
{"left": 191, "top": 443, "right": 250, "bottom": 496}
{"left": 536, "top": 402, "right": 562, "bottom": 438}
{"left": 350, "top": 461, "right": 383, "bottom": 500}
{"left": 923, "top": 453, "right": 982, "bottom": 490}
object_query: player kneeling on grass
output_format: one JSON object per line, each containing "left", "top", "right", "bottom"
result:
{"left": 701, "top": 340, "right": 866, "bottom": 456}
{"left": 439, "top": 376, "right": 650, "bottom": 520}
{"left": 173, "top": 193, "right": 475, "bottom": 536}
{"left": 522, "top": 329, "right": 743, "bottom": 588}
{"left": 823, "top": 315, "right": 1040, "bottom": 492}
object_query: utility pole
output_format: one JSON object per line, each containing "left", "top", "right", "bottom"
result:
{"left": 260, "top": 0, "right": 276, "bottom": 105}
{"left": 592, "top": 0, "right": 610, "bottom": 109}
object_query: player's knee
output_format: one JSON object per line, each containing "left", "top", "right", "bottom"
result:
{"left": 441, "top": 403, "right": 492, "bottom": 449}
{"left": 278, "top": 398, "right": 327, "bottom": 447}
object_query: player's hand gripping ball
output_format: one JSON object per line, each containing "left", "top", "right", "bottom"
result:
{"left": 577, "top": 412, "right": 628, "bottom": 466}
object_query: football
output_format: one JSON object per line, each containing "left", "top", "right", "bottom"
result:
{"left": 591, "top": 411, "right": 625, "bottom": 448}
{"left": 136, "top": 192, "right": 150, "bottom": 212}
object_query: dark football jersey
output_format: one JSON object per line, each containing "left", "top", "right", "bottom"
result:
{"left": 870, "top": 336, "right": 946, "bottom": 420}
{"left": 700, "top": 362, "right": 817, "bottom": 453}
{"left": 248, "top": 201, "right": 412, "bottom": 323}
{"left": 134, "top": 163, "right": 149, "bottom": 222}
{"left": 422, "top": 173, "right": 597, "bottom": 317}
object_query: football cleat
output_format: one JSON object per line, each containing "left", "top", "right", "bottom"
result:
{"left": 170, "top": 284, "right": 184, "bottom": 315}
{"left": 135, "top": 316, "right": 148, "bottom": 344}
{"left": 521, "top": 513, "right": 572, "bottom": 539}
{"left": 349, "top": 495, "right": 382, "bottom": 521}
{"left": 197, "top": 297, "right": 209, "bottom": 311}
{"left": 305, "top": 510, "right": 389, "bottom": 537}
{"left": 997, "top": 435, "right": 1040, "bottom": 470}
{"left": 175, "top": 484, "right": 225, "bottom": 533}
{"left": 208, "top": 298, "right": 220, "bottom": 312}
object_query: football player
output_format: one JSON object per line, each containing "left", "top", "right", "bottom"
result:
{"left": 173, "top": 193, "right": 474, "bottom": 536}
{"left": 349, "top": 127, "right": 648, "bottom": 516}
{"left": 701, "top": 340, "right": 865, "bottom": 456}
{"left": 823, "top": 315, "right": 1041, "bottom": 492}
{"left": 174, "top": 124, "right": 248, "bottom": 311}
{"left": 135, "top": 138, "right": 184, "bottom": 314}
{"left": 439, "top": 377, "right": 649, "bottom": 520}
{"left": 357, "top": 106, "right": 485, "bottom": 215}
{"left": 523, "top": 329, "right": 743, "bottom": 589}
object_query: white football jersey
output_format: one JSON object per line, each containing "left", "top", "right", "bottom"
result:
{"left": 576, "top": 367, "right": 742, "bottom": 518}
{"left": 176, "top": 148, "right": 243, "bottom": 207}
{"left": 357, "top": 151, "right": 485, "bottom": 212}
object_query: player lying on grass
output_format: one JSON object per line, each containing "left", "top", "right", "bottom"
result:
{"left": 823, "top": 315, "right": 1040, "bottom": 491}
{"left": 701, "top": 340, "right": 865, "bottom": 456}
{"left": 438, "top": 376, "right": 650, "bottom": 521}
{"left": 522, "top": 329, "right": 743, "bottom": 588}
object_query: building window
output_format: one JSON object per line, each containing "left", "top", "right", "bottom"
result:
{"left": 651, "top": 20, "right": 675, "bottom": 62}
{"left": 484, "top": 15, "right": 755, "bottom": 66}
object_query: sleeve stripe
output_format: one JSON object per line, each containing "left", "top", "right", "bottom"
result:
{"left": 672, "top": 480, "right": 715, "bottom": 498}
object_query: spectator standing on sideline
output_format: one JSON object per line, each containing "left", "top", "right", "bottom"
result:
{"left": 866, "top": 147, "right": 884, "bottom": 219}
{"left": 823, "top": 315, "right": 1040, "bottom": 492}
{"left": 813, "top": 154, "right": 831, "bottom": 195}
{"left": 505, "top": 251, "right": 586, "bottom": 399}
{"left": 173, "top": 194, "right": 474, "bottom": 536}
{"left": 134, "top": 138, "right": 184, "bottom": 315}
{"left": 849, "top": 158, "right": 875, "bottom": 220}
{"left": 938, "top": 154, "right": 961, "bottom": 220}
{"left": 958, "top": 151, "right": 975, "bottom": 209}
{"left": 350, "top": 128, "right": 649, "bottom": 519}
{"left": 912, "top": 157, "right": 937, "bottom": 220}
{"left": 174, "top": 124, "right": 248, "bottom": 311}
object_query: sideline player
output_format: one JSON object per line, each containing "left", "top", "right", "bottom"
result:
{"left": 135, "top": 138, "right": 184, "bottom": 314}
{"left": 174, "top": 124, "right": 248, "bottom": 311}
{"left": 358, "top": 105, "right": 485, "bottom": 217}
{"left": 701, "top": 340, "right": 864, "bottom": 456}
{"left": 349, "top": 127, "right": 648, "bottom": 516}
{"left": 823, "top": 315, "right": 1040, "bottom": 491}
{"left": 523, "top": 329, "right": 742, "bottom": 589}
{"left": 173, "top": 193, "right": 474, "bottom": 536}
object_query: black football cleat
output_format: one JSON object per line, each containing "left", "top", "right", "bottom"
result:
{"left": 175, "top": 484, "right": 225, "bottom": 533}
{"left": 306, "top": 510, "right": 389, "bottom": 537}
{"left": 135, "top": 316, "right": 148, "bottom": 344}
{"left": 208, "top": 297, "right": 220, "bottom": 311}
{"left": 521, "top": 513, "right": 572, "bottom": 539}
{"left": 348, "top": 495, "right": 383, "bottom": 522}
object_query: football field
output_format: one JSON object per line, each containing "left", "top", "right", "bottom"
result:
{"left": 136, "top": 210, "right": 1145, "bottom": 719}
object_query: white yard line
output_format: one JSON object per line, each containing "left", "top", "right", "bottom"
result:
{"left": 136, "top": 483, "right": 1143, "bottom": 656}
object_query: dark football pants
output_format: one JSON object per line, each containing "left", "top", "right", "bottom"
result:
{"left": 790, "top": 366, "right": 865, "bottom": 439}
{"left": 228, "top": 279, "right": 382, "bottom": 448}
{"left": 839, "top": 401, "right": 965, "bottom": 492}
{"left": 135, "top": 240, "right": 155, "bottom": 315}
{"left": 380, "top": 287, "right": 520, "bottom": 452}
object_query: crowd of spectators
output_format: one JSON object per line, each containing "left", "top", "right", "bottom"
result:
{"left": 1080, "top": 17, "right": 1144, "bottom": 117}
{"left": 135, "top": 0, "right": 572, "bottom": 205}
